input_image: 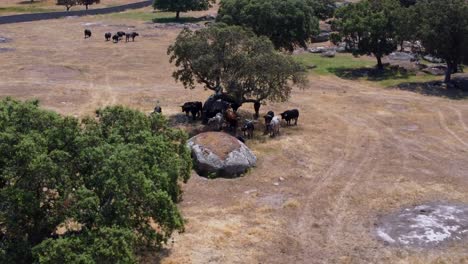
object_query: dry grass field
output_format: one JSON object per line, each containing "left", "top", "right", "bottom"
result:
{"left": 1, "top": 7, "right": 468, "bottom": 264}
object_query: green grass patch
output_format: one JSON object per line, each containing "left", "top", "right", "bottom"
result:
{"left": 294, "top": 53, "right": 443, "bottom": 87}
{"left": 101, "top": 10, "right": 203, "bottom": 23}
{"left": 294, "top": 53, "right": 375, "bottom": 75}
{"left": 0, "top": 5, "right": 55, "bottom": 14}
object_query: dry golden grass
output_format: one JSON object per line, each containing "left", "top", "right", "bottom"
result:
{"left": 1, "top": 8, "right": 468, "bottom": 264}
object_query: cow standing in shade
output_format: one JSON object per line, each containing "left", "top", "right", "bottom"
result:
{"left": 241, "top": 120, "right": 254, "bottom": 139}
{"left": 181, "top": 101, "right": 203, "bottom": 120}
{"left": 263, "top": 111, "right": 275, "bottom": 134}
{"left": 268, "top": 116, "right": 281, "bottom": 137}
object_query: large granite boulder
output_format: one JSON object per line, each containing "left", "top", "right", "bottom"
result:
{"left": 187, "top": 132, "right": 257, "bottom": 178}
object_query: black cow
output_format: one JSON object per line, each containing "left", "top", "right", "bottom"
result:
{"left": 280, "top": 109, "right": 299, "bottom": 126}
{"left": 241, "top": 120, "right": 254, "bottom": 139}
{"left": 263, "top": 111, "right": 274, "bottom": 134}
{"left": 152, "top": 106, "right": 162, "bottom": 114}
{"left": 117, "top": 31, "right": 126, "bottom": 40}
{"left": 126, "top": 32, "right": 139, "bottom": 42}
{"left": 181, "top": 101, "right": 203, "bottom": 120}
{"left": 202, "top": 94, "right": 242, "bottom": 124}
{"left": 105, "top": 32, "right": 112, "bottom": 41}
{"left": 236, "top": 136, "right": 246, "bottom": 143}
{"left": 112, "top": 34, "right": 120, "bottom": 43}
{"left": 84, "top": 29, "right": 92, "bottom": 39}
{"left": 254, "top": 101, "right": 261, "bottom": 119}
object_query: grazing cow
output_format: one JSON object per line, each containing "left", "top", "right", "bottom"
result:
{"left": 84, "top": 29, "right": 92, "bottom": 39}
{"left": 280, "top": 109, "right": 299, "bottom": 126}
{"left": 181, "top": 101, "right": 203, "bottom": 120}
{"left": 268, "top": 116, "right": 281, "bottom": 137}
{"left": 224, "top": 106, "right": 238, "bottom": 131}
{"left": 112, "top": 34, "right": 120, "bottom": 43}
{"left": 105, "top": 32, "right": 112, "bottom": 41}
{"left": 126, "top": 32, "right": 139, "bottom": 42}
{"left": 152, "top": 106, "right": 162, "bottom": 114}
{"left": 263, "top": 111, "right": 275, "bottom": 134}
{"left": 207, "top": 112, "right": 224, "bottom": 131}
{"left": 241, "top": 120, "right": 254, "bottom": 139}
{"left": 117, "top": 31, "right": 126, "bottom": 40}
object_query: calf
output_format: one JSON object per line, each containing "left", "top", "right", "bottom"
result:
{"left": 207, "top": 112, "right": 224, "bottom": 131}
{"left": 112, "top": 34, "right": 120, "bottom": 43}
{"left": 224, "top": 106, "right": 238, "bottom": 131}
{"left": 84, "top": 29, "right": 92, "bottom": 39}
{"left": 181, "top": 101, "right": 203, "bottom": 120}
{"left": 280, "top": 109, "right": 299, "bottom": 126}
{"left": 268, "top": 116, "right": 281, "bottom": 137}
{"left": 126, "top": 32, "right": 139, "bottom": 42}
{"left": 105, "top": 32, "right": 112, "bottom": 41}
{"left": 241, "top": 120, "right": 254, "bottom": 139}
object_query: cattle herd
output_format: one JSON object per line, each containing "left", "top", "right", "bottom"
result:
{"left": 82, "top": 30, "right": 299, "bottom": 142}
{"left": 152, "top": 96, "right": 300, "bottom": 142}
{"left": 84, "top": 29, "right": 139, "bottom": 43}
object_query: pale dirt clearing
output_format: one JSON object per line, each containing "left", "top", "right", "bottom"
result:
{"left": 1, "top": 14, "right": 468, "bottom": 264}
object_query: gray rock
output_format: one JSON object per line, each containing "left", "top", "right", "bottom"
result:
{"left": 308, "top": 47, "right": 327, "bottom": 53}
{"left": 321, "top": 50, "right": 336, "bottom": 58}
{"left": 423, "top": 55, "right": 444, "bottom": 63}
{"left": 187, "top": 132, "right": 256, "bottom": 178}
{"left": 388, "top": 52, "right": 417, "bottom": 61}
{"left": 377, "top": 203, "right": 468, "bottom": 248}
{"left": 422, "top": 65, "right": 446, "bottom": 75}
{"left": 313, "top": 32, "right": 331, "bottom": 43}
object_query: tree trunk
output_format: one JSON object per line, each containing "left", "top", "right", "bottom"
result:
{"left": 400, "top": 40, "right": 404, "bottom": 52}
{"left": 376, "top": 56, "right": 383, "bottom": 70}
{"left": 176, "top": 11, "right": 180, "bottom": 20}
{"left": 444, "top": 62, "right": 452, "bottom": 83}
{"left": 86, "top": 4, "right": 89, "bottom": 10}
{"left": 66, "top": 6, "right": 71, "bottom": 11}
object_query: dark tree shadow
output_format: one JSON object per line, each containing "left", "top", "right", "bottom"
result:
{"left": 393, "top": 77, "right": 468, "bottom": 100}
{"left": 327, "top": 65, "right": 411, "bottom": 82}
{"left": 152, "top": 16, "right": 204, "bottom": 24}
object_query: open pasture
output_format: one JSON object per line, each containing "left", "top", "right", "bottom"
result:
{"left": 1, "top": 9, "right": 468, "bottom": 263}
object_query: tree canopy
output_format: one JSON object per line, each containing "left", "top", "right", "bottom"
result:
{"left": 153, "top": 0, "right": 215, "bottom": 20}
{"left": 0, "top": 98, "right": 191, "bottom": 263}
{"left": 414, "top": 0, "right": 468, "bottom": 83}
{"left": 333, "top": 0, "right": 400, "bottom": 69}
{"left": 217, "top": 0, "right": 321, "bottom": 51}
{"left": 167, "top": 24, "right": 307, "bottom": 106}
{"left": 56, "top": 0, "right": 100, "bottom": 11}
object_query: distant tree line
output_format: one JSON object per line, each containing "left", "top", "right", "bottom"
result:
{"left": 57, "top": 0, "right": 100, "bottom": 11}
{"left": 332, "top": 0, "right": 468, "bottom": 83}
